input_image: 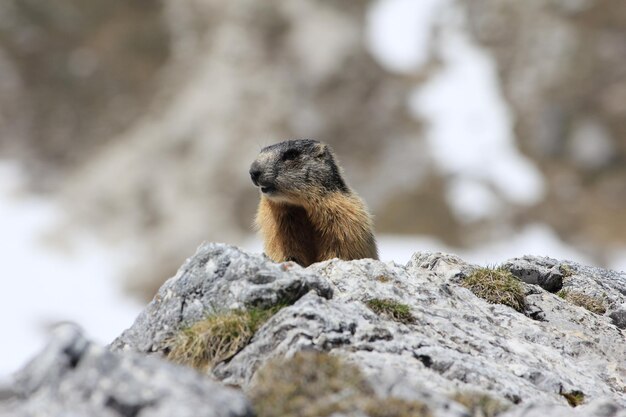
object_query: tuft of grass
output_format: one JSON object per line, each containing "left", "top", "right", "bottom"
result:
{"left": 364, "top": 397, "right": 431, "bottom": 417}
{"left": 365, "top": 298, "right": 415, "bottom": 324}
{"left": 556, "top": 290, "right": 606, "bottom": 315}
{"left": 250, "top": 351, "right": 372, "bottom": 417}
{"left": 250, "top": 351, "right": 431, "bottom": 417}
{"left": 452, "top": 391, "right": 510, "bottom": 417}
{"left": 559, "top": 264, "right": 574, "bottom": 278}
{"left": 376, "top": 275, "right": 392, "bottom": 283}
{"left": 165, "top": 305, "right": 283, "bottom": 370}
{"left": 560, "top": 390, "right": 585, "bottom": 407}
{"left": 462, "top": 267, "right": 526, "bottom": 312}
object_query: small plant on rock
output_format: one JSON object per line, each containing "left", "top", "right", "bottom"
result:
{"left": 557, "top": 290, "right": 606, "bottom": 315}
{"left": 376, "top": 274, "right": 392, "bottom": 283}
{"left": 462, "top": 267, "right": 526, "bottom": 312}
{"left": 250, "top": 351, "right": 431, "bottom": 417}
{"left": 165, "top": 305, "right": 283, "bottom": 370}
{"left": 364, "top": 396, "right": 431, "bottom": 417}
{"left": 558, "top": 264, "right": 574, "bottom": 278}
{"left": 452, "top": 391, "right": 510, "bottom": 417}
{"left": 560, "top": 390, "right": 585, "bottom": 407}
{"left": 365, "top": 298, "right": 415, "bottom": 324}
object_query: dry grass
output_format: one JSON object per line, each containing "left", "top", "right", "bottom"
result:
{"left": 462, "top": 267, "right": 526, "bottom": 312}
{"left": 452, "top": 391, "right": 510, "bottom": 417}
{"left": 560, "top": 390, "right": 585, "bottom": 407}
{"left": 365, "top": 298, "right": 415, "bottom": 324}
{"left": 165, "top": 306, "right": 282, "bottom": 370}
{"left": 558, "top": 264, "right": 574, "bottom": 277}
{"left": 376, "top": 275, "right": 392, "bottom": 283}
{"left": 557, "top": 290, "right": 606, "bottom": 315}
{"left": 364, "top": 397, "right": 431, "bottom": 417}
{"left": 250, "top": 351, "right": 431, "bottom": 417}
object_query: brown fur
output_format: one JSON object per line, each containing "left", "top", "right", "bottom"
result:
{"left": 251, "top": 140, "right": 378, "bottom": 266}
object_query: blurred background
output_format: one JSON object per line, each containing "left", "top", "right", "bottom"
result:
{"left": 1, "top": 0, "right": 625, "bottom": 376}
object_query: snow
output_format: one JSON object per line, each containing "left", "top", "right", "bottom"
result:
{"left": 408, "top": 3, "right": 545, "bottom": 213}
{"left": 366, "top": 0, "right": 441, "bottom": 73}
{"left": 457, "top": 224, "right": 591, "bottom": 266}
{"left": 366, "top": 0, "right": 545, "bottom": 222}
{"left": 444, "top": 177, "right": 502, "bottom": 223}
{"left": 609, "top": 248, "right": 626, "bottom": 274}
{"left": 0, "top": 162, "right": 142, "bottom": 379}
{"left": 378, "top": 224, "right": 591, "bottom": 266}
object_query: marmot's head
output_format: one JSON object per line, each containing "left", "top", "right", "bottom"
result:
{"left": 250, "top": 139, "right": 348, "bottom": 204}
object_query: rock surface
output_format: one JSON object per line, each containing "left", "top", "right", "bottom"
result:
{"left": 216, "top": 252, "right": 626, "bottom": 409}
{"left": 110, "top": 242, "right": 332, "bottom": 353}
{"left": 499, "top": 399, "right": 626, "bottom": 417}
{"left": 5, "top": 243, "right": 626, "bottom": 416}
{"left": 0, "top": 324, "right": 253, "bottom": 417}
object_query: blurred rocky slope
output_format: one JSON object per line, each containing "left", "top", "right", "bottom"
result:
{"left": 465, "top": 0, "right": 626, "bottom": 256}
{"left": 0, "top": 0, "right": 169, "bottom": 180}
{"left": 3, "top": 243, "right": 625, "bottom": 416}
{"left": 1, "top": 0, "right": 625, "bottom": 298}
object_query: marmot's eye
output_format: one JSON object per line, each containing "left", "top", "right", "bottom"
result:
{"left": 282, "top": 149, "right": 300, "bottom": 161}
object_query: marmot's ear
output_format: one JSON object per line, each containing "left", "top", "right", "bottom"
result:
{"left": 313, "top": 143, "right": 328, "bottom": 158}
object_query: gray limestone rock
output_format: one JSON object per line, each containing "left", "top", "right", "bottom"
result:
{"left": 112, "top": 245, "right": 625, "bottom": 416}
{"left": 502, "top": 256, "right": 565, "bottom": 292}
{"left": 9, "top": 244, "right": 626, "bottom": 417}
{"left": 500, "top": 399, "right": 626, "bottom": 417}
{"left": 0, "top": 324, "right": 253, "bottom": 417}
{"left": 503, "top": 255, "right": 626, "bottom": 321}
{"left": 110, "top": 242, "right": 332, "bottom": 353}
{"left": 609, "top": 309, "right": 626, "bottom": 330}
{"left": 213, "top": 253, "right": 625, "bottom": 414}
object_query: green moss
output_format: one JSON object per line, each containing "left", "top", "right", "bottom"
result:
{"left": 250, "top": 351, "right": 431, "bottom": 417}
{"left": 560, "top": 390, "right": 585, "bottom": 407}
{"left": 365, "top": 298, "right": 415, "bottom": 324}
{"left": 462, "top": 267, "right": 526, "bottom": 312}
{"left": 559, "top": 264, "right": 574, "bottom": 277}
{"left": 452, "top": 391, "right": 510, "bottom": 417}
{"left": 165, "top": 305, "right": 283, "bottom": 370}
{"left": 557, "top": 290, "right": 606, "bottom": 315}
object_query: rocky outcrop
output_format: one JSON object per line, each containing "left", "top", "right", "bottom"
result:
{"left": 4, "top": 244, "right": 626, "bottom": 416}
{"left": 216, "top": 252, "right": 625, "bottom": 408}
{"left": 111, "top": 243, "right": 333, "bottom": 353}
{"left": 0, "top": 324, "right": 253, "bottom": 417}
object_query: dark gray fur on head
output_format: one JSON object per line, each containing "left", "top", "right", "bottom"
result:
{"left": 249, "top": 139, "right": 348, "bottom": 200}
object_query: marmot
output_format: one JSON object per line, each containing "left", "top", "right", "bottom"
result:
{"left": 249, "top": 139, "right": 378, "bottom": 266}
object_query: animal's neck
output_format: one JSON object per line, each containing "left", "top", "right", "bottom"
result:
{"left": 267, "top": 199, "right": 308, "bottom": 220}
{"left": 301, "top": 191, "right": 353, "bottom": 228}
{"left": 264, "top": 198, "right": 318, "bottom": 265}
{"left": 264, "top": 190, "right": 354, "bottom": 234}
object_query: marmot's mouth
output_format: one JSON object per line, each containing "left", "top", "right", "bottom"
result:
{"left": 261, "top": 185, "right": 277, "bottom": 194}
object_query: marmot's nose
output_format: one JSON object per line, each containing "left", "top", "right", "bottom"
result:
{"left": 249, "top": 166, "right": 262, "bottom": 186}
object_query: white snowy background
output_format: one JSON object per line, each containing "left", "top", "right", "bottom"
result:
{"left": 1, "top": 0, "right": 624, "bottom": 379}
